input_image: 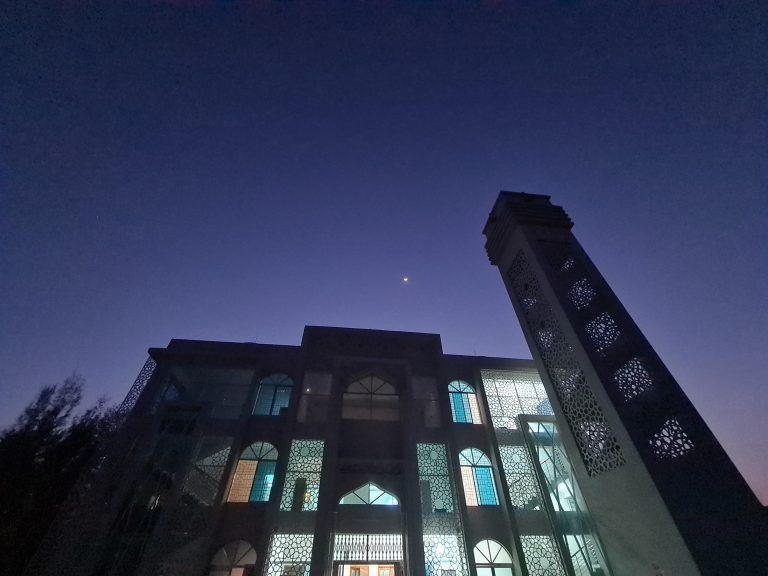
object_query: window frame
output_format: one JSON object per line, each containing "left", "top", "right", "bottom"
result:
{"left": 227, "top": 441, "right": 278, "bottom": 503}
{"left": 458, "top": 448, "right": 499, "bottom": 506}
{"left": 253, "top": 373, "right": 294, "bottom": 416}
{"left": 448, "top": 380, "right": 482, "bottom": 424}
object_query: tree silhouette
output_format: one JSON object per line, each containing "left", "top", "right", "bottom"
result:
{"left": 0, "top": 374, "right": 115, "bottom": 576}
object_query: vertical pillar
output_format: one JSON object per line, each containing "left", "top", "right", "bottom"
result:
{"left": 483, "top": 192, "right": 767, "bottom": 575}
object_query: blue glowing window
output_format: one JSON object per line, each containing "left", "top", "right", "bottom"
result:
{"left": 449, "top": 380, "right": 481, "bottom": 424}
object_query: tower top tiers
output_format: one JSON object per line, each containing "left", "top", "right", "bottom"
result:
{"left": 483, "top": 191, "right": 573, "bottom": 265}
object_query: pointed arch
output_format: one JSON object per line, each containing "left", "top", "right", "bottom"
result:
{"left": 227, "top": 441, "right": 278, "bottom": 503}
{"left": 342, "top": 374, "right": 399, "bottom": 421}
{"left": 449, "top": 380, "right": 482, "bottom": 424}
{"left": 209, "top": 540, "right": 257, "bottom": 576}
{"left": 459, "top": 448, "right": 498, "bottom": 506}
{"left": 339, "top": 482, "right": 399, "bottom": 506}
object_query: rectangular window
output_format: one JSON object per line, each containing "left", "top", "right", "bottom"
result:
{"left": 251, "top": 460, "right": 276, "bottom": 502}
{"left": 468, "top": 395, "right": 482, "bottom": 424}
{"left": 280, "top": 440, "right": 325, "bottom": 511}
{"left": 461, "top": 467, "right": 478, "bottom": 506}
{"left": 474, "top": 468, "right": 498, "bottom": 505}
{"left": 228, "top": 459, "right": 257, "bottom": 503}
{"left": 451, "top": 393, "right": 468, "bottom": 423}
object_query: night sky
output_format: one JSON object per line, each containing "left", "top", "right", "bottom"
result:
{"left": 2, "top": 1, "right": 766, "bottom": 503}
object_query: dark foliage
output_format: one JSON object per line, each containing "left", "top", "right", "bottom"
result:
{"left": 0, "top": 374, "right": 115, "bottom": 576}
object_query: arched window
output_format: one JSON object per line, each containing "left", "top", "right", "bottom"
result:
{"left": 342, "top": 375, "right": 399, "bottom": 421}
{"left": 449, "top": 380, "right": 482, "bottom": 424}
{"left": 459, "top": 448, "right": 498, "bottom": 506}
{"left": 209, "top": 540, "right": 257, "bottom": 576}
{"left": 473, "top": 540, "right": 514, "bottom": 576}
{"left": 339, "top": 482, "right": 399, "bottom": 506}
{"left": 227, "top": 442, "right": 278, "bottom": 503}
{"left": 253, "top": 373, "right": 293, "bottom": 415}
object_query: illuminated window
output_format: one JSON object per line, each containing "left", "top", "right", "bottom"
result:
{"left": 227, "top": 442, "right": 278, "bottom": 503}
{"left": 280, "top": 439, "right": 325, "bottom": 511}
{"left": 342, "top": 375, "right": 399, "bottom": 421}
{"left": 473, "top": 540, "right": 514, "bottom": 576}
{"left": 339, "top": 482, "right": 399, "bottom": 506}
{"left": 265, "top": 534, "right": 314, "bottom": 576}
{"left": 253, "top": 373, "right": 293, "bottom": 416}
{"left": 458, "top": 448, "right": 498, "bottom": 506}
{"left": 209, "top": 540, "right": 257, "bottom": 576}
{"left": 448, "top": 380, "right": 482, "bottom": 424}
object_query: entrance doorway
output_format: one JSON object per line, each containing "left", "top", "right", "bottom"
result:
{"left": 332, "top": 534, "right": 404, "bottom": 576}
{"left": 337, "top": 564, "right": 398, "bottom": 576}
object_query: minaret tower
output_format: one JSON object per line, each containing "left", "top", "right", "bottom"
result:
{"left": 483, "top": 191, "right": 766, "bottom": 575}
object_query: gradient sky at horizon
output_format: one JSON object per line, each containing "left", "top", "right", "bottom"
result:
{"left": 2, "top": 0, "right": 766, "bottom": 503}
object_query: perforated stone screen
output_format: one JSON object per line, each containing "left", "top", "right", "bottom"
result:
{"left": 567, "top": 278, "right": 597, "bottom": 311}
{"left": 280, "top": 440, "right": 325, "bottom": 511}
{"left": 265, "top": 533, "right": 314, "bottom": 576}
{"left": 650, "top": 419, "right": 694, "bottom": 459}
{"left": 520, "top": 535, "right": 566, "bottom": 576}
{"left": 498, "top": 445, "right": 543, "bottom": 510}
{"left": 508, "top": 251, "right": 625, "bottom": 476}
{"left": 417, "top": 443, "right": 454, "bottom": 512}
{"left": 481, "top": 370, "right": 552, "bottom": 430}
{"left": 584, "top": 313, "right": 621, "bottom": 354}
{"left": 613, "top": 358, "right": 654, "bottom": 400}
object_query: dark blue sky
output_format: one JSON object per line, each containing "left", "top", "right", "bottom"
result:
{"left": 2, "top": 0, "right": 766, "bottom": 502}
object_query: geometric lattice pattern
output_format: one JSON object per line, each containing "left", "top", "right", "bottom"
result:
{"left": 280, "top": 440, "right": 325, "bottom": 511}
{"left": 423, "top": 531, "right": 468, "bottom": 576}
{"left": 650, "top": 419, "right": 694, "bottom": 459}
{"left": 568, "top": 278, "right": 596, "bottom": 311}
{"left": 498, "top": 445, "right": 543, "bottom": 510}
{"left": 265, "top": 533, "right": 314, "bottom": 576}
{"left": 417, "top": 443, "right": 469, "bottom": 576}
{"left": 508, "top": 251, "right": 625, "bottom": 476}
{"left": 117, "top": 356, "right": 156, "bottom": 421}
{"left": 417, "top": 443, "right": 454, "bottom": 513}
{"left": 520, "top": 535, "right": 566, "bottom": 576}
{"left": 584, "top": 313, "right": 621, "bottom": 354}
{"left": 182, "top": 436, "right": 232, "bottom": 506}
{"left": 481, "top": 370, "right": 553, "bottom": 430}
{"left": 333, "top": 534, "right": 403, "bottom": 562}
{"left": 613, "top": 358, "right": 654, "bottom": 400}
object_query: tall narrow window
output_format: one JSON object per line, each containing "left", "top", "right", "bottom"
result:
{"left": 227, "top": 442, "right": 278, "bottom": 503}
{"left": 459, "top": 448, "right": 498, "bottom": 506}
{"left": 449, "top": 380, "right": 482, "bottom": 424}
{"left": 342, "top": 375, "right": 399, "bottom": 421}
{"left": 253, "top": 373, "right": 293, "bottom": 416}
{"left": 473, "top": 540, "right": 514, "bottom": 576}
{"left": 280, "top": 439, "right": 325, "bottom": 511}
